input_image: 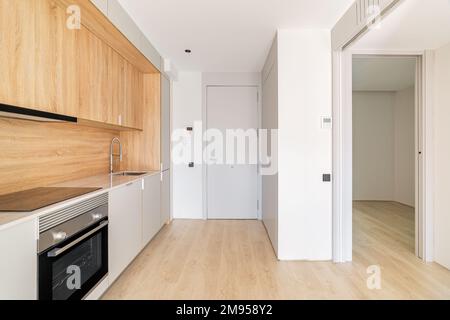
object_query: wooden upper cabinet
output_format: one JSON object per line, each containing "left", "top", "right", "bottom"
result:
{"left": 0, "top": 0, "right": 145, "bottom": 130}
{"left": 78, "top": 26, "right": 110, "bottom": 123}
{"left": 131, "top": 66, "right": 144, "bottom": 130}
{"left": 77, "top": 26, "right": 143, "bottom": 129}
{"left": 123, "top": 61, "right": 143, "bottom": 130}
{"left": 106, "top": 48, "right": 123, "bottom": 126}
{"left": 0, "top": 0, "right": 36, "bottom": 109}
{"left": 35, "top": 0, "right": 79, "bottom": 116}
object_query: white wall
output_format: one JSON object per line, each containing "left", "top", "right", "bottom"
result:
{"left": 172, "top": 72, "right": 262, "bottom": 219}
{"left": 352, "top": 89, "right": 415, "bottom": 206}
{"left": 172, "top": 72, "right": 203, "bottom": 219}
{"left": 277, "top": 29, "right": 333, "bottom": 261}
{"left": 394, "top": 87, "right": 415, "bottom": 207}
{"left": 433, "top": 42, "right": 450, "bottom": 269}
{"left": 353, "top": 92, "right": 396, "bottom": 201}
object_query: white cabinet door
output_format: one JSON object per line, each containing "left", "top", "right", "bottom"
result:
{"left": 139, "top": 34, "right": 161, "bottom": 71}
{"left": 90, "top": 0, "right": 108, "bottom": 16}
{"left": 108, "top": 181, "right": 142, "bottom": 283}
{"left": 107, "top": 0, "right": 141, "bottom": 48}
{"left": 206, "top": 87, "right": 259, "bottom": 219}
{"left": 0, "top": 219, "right": 38, "bottom": 300}
{"left": 161, "top": 75, "right": 171, "bottom": 171}
{"left": 161, "top": 170, "right": 170, "bottom": 226}
{"left": 142, "top": 175, "right": 161, "bottom": 246}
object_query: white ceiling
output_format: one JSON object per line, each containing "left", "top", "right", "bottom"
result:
{"left": 118, "top": 0, "right": 354, "bottom": 72}
{"left": 353, "top": 56, "right": 416, "bottom": 91}
{"left": 352, "top": 0, "right": 450, "bottom": 51}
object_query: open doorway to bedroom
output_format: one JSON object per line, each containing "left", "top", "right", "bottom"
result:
{"left": 352, "top": 55, "right": 418, "bottom": 259}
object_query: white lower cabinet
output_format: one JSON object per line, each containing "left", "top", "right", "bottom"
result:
{"left": 142, "top": 174, "right": 161, "bottom": 246}
{"left": 0, "top": 218, "right": 38, "bottom": 300}
{"left": 108, "top": 181, "right": 142, "bottom": 283}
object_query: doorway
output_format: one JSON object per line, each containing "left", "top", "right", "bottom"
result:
{"left": 205, "top": 86, "right": 259, "bottom": 220}
{"left": 352, "top": 55, "right": 418, "bottom": 257}
{"left": 332, "top": 50, "right": 430, "bottom": 263}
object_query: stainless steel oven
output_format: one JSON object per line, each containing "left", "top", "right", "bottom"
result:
{"left": 38, "top": 193, "right": 108, "bottom": 300}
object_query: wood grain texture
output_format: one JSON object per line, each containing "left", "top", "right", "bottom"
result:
{"left": 78, "top": 25, "right": 110, "bottom": 123}
{"left": 0, "top": 0, "right": 36, "bottom": 109}
{"left": 107, "top": 47, "right": 125, "bottom": 126}
{"left": 120, "top": 74, "right": 161, "bottom": 171}
{"left": 1, "top": 0, "right": 151, "bottom": 130}
{"left": 35, "top": 0, "right": 79, "bottom": 115}
{"left": 57, "top": 0, "right": 158, "bottom": 74}
{"left": 0, "top": 118, "right": 119, "bottom": 196}
{"left": 103, "top": 202, "right": 450, "bottom": 300}
{"left": 122, "top": 61, "right": 144, "bottom": 130}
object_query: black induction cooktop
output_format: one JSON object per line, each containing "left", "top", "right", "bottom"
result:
{"left": 0, "top": 187, "right": 102, "bottom": 212}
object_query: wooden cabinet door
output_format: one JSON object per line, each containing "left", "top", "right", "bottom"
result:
{"left": 142, "top": 174, "right": 161, "bottom": 246}
{"left": 107, "top": 49, "right": 143, "bottom": 129}
{"left": 0, "top": 0, "right": 143, "bottom": 129}
{"left": 0, "top": 0, "right": 36, "bottom": 109}
{"left": 78, "top": 26, "right": 110, "bottom": 123}
{"left": 107, "top": 48, "right": 125, "bottom": 126}
{"left": 35, "top": 0, "right": 79, "bottom": 116}
{"left": 108, "top": 181, "right": 143, "bottom": 283}
{"left": 123, "top": 61, "right": 143, "bottom": 130}
{"left": 131, "top": 66, "right": 144, "bottom": 130}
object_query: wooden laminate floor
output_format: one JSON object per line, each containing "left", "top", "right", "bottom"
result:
{"left": 103, "top": 201, "right": 450, "bottom": 300}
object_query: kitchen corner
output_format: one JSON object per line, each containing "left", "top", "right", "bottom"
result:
{"left": 0, "top": 0, "right": 172, "bottom": 301}
{"left": 0, "top": 169, "right": 165, "bottom": 300}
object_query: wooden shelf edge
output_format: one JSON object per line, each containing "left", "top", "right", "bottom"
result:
{"left": 77, "top": 118, "right": 143, "bottom": 132}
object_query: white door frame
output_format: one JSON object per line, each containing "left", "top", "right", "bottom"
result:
{"left": 203, "top": 85, "right": 262, "bottom": 220}
{"left": 332, "top": 48, "right": 435, "bottom": 263}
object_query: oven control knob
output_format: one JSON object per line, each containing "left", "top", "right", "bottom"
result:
{"left": 52, "top": 231, "right": 67, "bottom": 241}
{"left": 92, "top": 213, "right": 103, "bottom": 220}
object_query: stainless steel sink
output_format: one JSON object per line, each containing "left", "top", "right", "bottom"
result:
{"left": 112, "top": 171, "right": 147, "bottom": 177}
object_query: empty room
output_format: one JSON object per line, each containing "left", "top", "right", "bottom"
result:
{"left": 353, "top": 56, "right": 417, "bottom": 259}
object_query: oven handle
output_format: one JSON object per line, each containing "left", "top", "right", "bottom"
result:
{"left": 47, "top": 221, "right": 109, "bottom": 258}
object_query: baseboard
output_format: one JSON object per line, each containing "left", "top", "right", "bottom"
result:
{"left": 353, "top": 200, "right": 415, "bottom": 208}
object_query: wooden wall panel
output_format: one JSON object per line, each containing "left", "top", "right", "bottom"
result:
{"left": 0, "top": 118, "right": 119, "bottom": 196}
{"left": 120, "top": 74, "right": 160, "bottom": 171}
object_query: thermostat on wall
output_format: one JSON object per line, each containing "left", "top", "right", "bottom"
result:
{"left": 321, "top": 116, "right": 332, "bottom": 129}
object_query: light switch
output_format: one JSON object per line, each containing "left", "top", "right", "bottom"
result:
{"left": 321, "top": 116, "right": 332, "bottom": 129}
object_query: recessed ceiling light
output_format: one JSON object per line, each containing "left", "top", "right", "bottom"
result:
{"left": 185, "top": 49, "right": 192, "bottom": 54}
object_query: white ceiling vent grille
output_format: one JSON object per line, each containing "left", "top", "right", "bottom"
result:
{"left": 356, "top": 0, "right": 381, "bottom": 26}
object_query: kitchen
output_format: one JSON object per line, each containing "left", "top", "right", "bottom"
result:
{"left": 0, "top": 0, "right": 171, "bottom": 300}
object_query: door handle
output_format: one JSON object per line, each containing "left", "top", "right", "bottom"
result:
{"left": 47, "top": 221, "right": 109, "bottom": 258}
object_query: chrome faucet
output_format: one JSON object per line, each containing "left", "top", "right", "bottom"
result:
{"left": 110, "top": 137, "right": 123, "bottom": 174}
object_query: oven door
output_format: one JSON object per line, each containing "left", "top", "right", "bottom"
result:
{"left": 38, "top": 219, "right": 108, "bottom": 300}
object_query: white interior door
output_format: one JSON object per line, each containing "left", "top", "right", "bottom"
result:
{"left": 206, "top": 86, "right": 258, "bottom": 220}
